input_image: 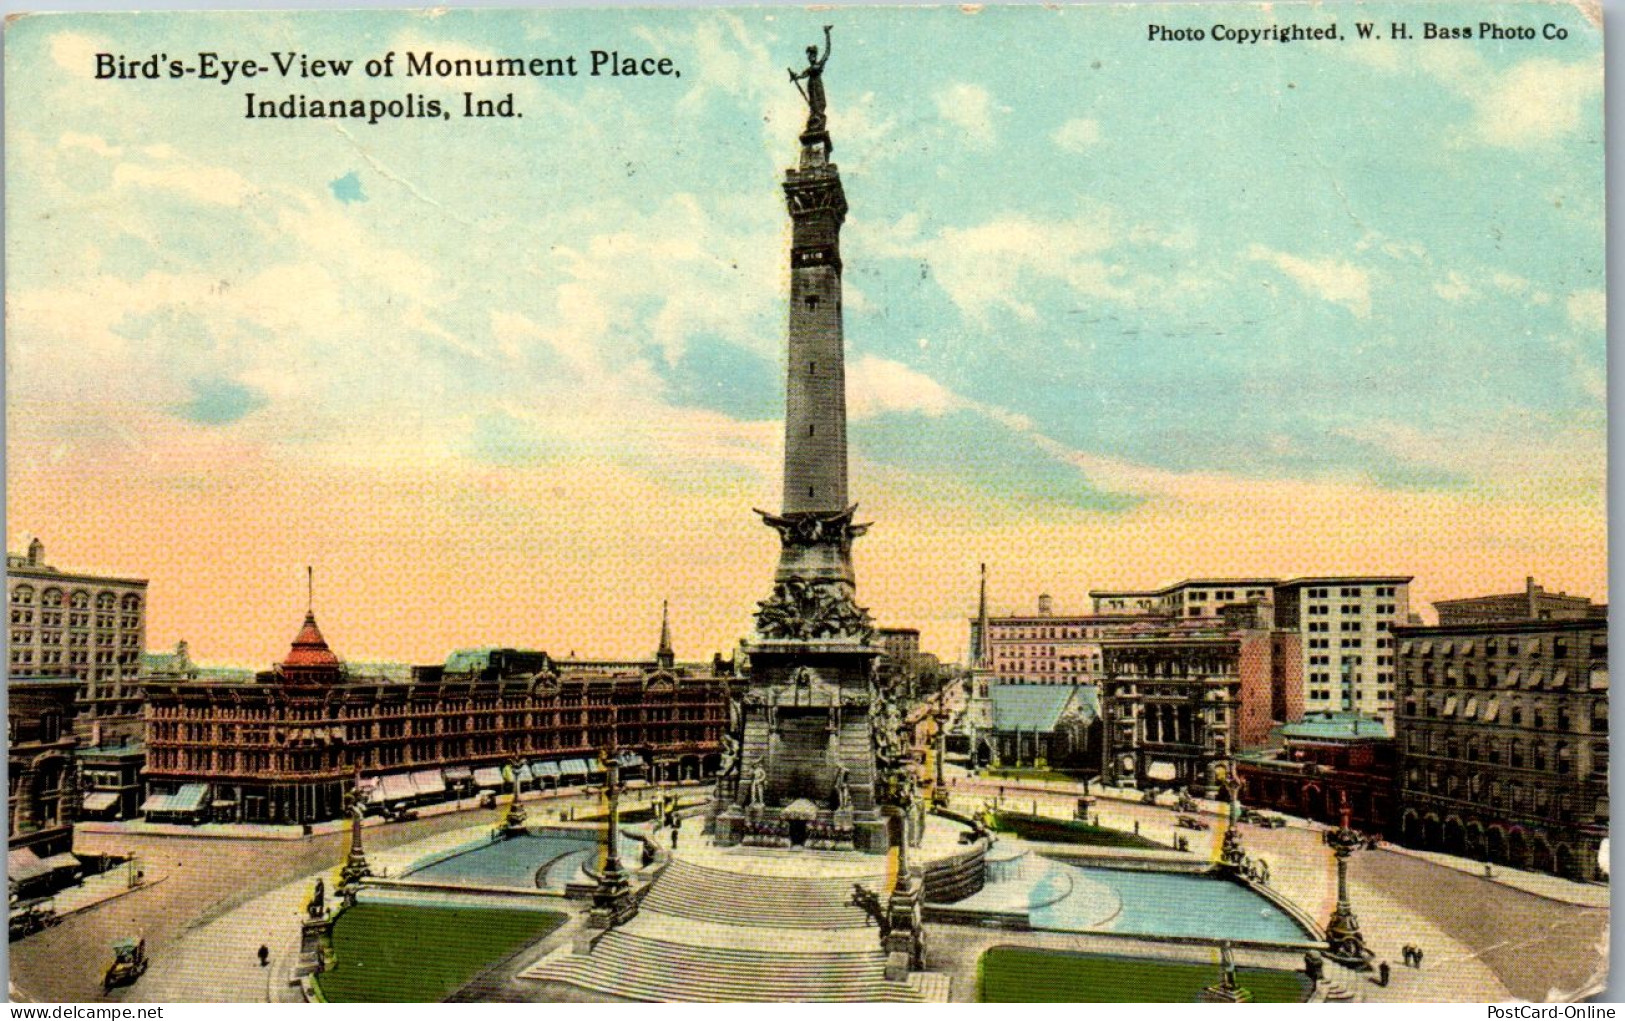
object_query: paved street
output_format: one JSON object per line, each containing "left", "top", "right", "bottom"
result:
{"left": 11, "top": 778, "right": 1607, "bottom": 1003}
{"left": 9, "top": 791, "right": 621, "bottom": 1003}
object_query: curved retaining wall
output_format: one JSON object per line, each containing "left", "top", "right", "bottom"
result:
{"left": 922, "top": 840, "right": 989, "bottom": 903}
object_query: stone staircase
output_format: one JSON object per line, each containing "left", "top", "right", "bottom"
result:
{"left": 523, "top": 932, "right": 944, "bottom": 1002}
{"left": 639, "top": 858, "right": 884, "bottom": 929}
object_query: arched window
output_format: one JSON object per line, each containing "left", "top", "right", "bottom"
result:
{"left": 10, "top": 585, "right": 33, "bottom": 605}
{"left": 1509, "top": 739, "right": 1523, "bottom": 769}
{"left": 1510, "top": 702, "right": 1524, "bottom": 726}
{"left": 1555, "top": 742, "right": 1572, "bottom": 775}
{"left": 1533, "top": 743, "right": 1548, "bottom": 771}
{"left": 70, "top": 590, "right": 89, "bottom": 609}
{"left": 121, "top": 594, "right": 141, "bottom": 612}
{"left": 95, "top": 592, "right": 115, "bottom": 610}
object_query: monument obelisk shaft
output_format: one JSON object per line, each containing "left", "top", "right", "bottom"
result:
{"left": 717, "top": 27, "right": 890, "bottom": 855}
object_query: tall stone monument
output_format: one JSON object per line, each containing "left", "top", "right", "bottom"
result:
{"left": 715, "top": 26, "right": 891, "bottom": 855}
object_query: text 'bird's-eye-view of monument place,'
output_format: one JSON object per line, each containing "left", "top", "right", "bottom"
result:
{"left": 2, "top": 3, "right": 1609, "bottom": 1006}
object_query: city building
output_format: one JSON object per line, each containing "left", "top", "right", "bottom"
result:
{"left": 7, "top": 539, "right": 148, "bottom": 744}
{"left": 140, "top": 602, "right": 732, "bottom": 825}
{"left": 8, "top": 678, "right": 86, "bottom": 897}
{"left": 1273, "top": 576, "right": 1413, "bottom": 720}
{"left": 967, "top": 592, "right": 1167, "bottom": 686}
{"left": 1090, "top": 578, "right": 1279, "bottom": 619}
{"left": 1098, "top": 609, "right": 1302, "bottom": 794}
{"left": 983, "top": 684, "right": 1101, "bottom": 770}
{"left": 1393, "top": 588, "right": 1607, "bottom": 881}
{"left": 1434, "top": 576, "right": 1601, "bottom": 625}
{"left": 1235, "top": 711, "right": 1397, "bottom": 832}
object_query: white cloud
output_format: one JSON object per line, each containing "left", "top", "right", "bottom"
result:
{"left": 1052, "top": 118, "right": 1100, "bottom": 153}
{"left": 848, "top": 356, "right": 963, "bottom": 420}
{"left": 1475, "top": 59, "right": 1600, "bottom": 149}
{"left": 934, "top": 83, "right": 996, "bottom": 148}
{"left": 1566, "top": 289, "right": 1605, "bottom": 332}
{"left": 1246, "top": 245, "right": 1372, "bottom": 318}
{"left": 1433, "top": 272, "right": 1475, "bottom": 303}
{"left": 48, "top": 30, "right": 103, "bottom": 73}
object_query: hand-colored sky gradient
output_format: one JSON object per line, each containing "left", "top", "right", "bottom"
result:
{"left": 5, "top": 4, "right": 1605, "bottom": 668}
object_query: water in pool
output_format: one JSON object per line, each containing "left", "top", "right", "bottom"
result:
{"left": 407, "top": 829, "right": 642, "bottom": 891}
{"left": 966, "top": 853, "right": 1311, "bottom": 944}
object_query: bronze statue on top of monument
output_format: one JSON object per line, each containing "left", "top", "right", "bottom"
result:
{"left": 712, "top": 26, "right": 910, "bottom": 856}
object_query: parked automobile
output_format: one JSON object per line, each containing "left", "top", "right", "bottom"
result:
{"left": 1239, "top": 809, "right": 1287, "bottom": 828}
{"left": 103, "top": 937, "right": 149, "bottom": 992}
{"left": 8, "top": 899, "right": 58, "bottom": 941}
{"left": 1175, "top": 815, "right": 1210, "bottom": 831}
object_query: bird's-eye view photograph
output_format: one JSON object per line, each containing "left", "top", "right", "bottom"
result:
{"left": 2, "top": 1, "right": 1609, "bottom": 1005}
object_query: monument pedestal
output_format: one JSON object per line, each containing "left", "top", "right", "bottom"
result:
{"left": 1199, "top": 984, "right": 1253, "bottom": 1003}
{"left": 297, "top": 916, "right": 332, "bottom": 977}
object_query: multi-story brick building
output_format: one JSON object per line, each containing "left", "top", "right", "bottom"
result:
{"left": 141, "top": 603, "right": 732, "bottom": 825}
{"left": 1235, "top": 711, "right": 1397, "bottom": 832}
{"left": 7, "top": 539, "right": 147, "bottom": 744}
{"left": 1393, "top": 592, "right": 1607, "bottom": 882}
{"left": 967, "top": 593, "right": 1174, "bottom": 687}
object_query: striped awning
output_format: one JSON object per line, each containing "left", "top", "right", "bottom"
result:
{"left": 8, "top": 847, "right": 51, "bottom": 883}
{"left": 412, "top": 770, "right": 446, "bottom": 796}
{"left": 379, "top": 773, "right": 417, "bottom": 802}
{"left": 533, "top": 761, "right": 561, "bottom": 777}
{"left": 473, "top": 767, "right": 505, "bottom": 789}
{"left": 559, "top": 758, "right": 592, "bottom": 776}
{"left": 81, "top": 792, "right": 119, "bottom": 812}
{"left": 170, "top": 784, "right": 209, "bottom": 812}
{"left": 443, "top": 767, "right": 473, "bottom": 782}
{"left": 140, "top": 793, "right": 170, "bottom": 813}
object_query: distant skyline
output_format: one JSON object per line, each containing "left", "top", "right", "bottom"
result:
{"left": 5, "top": 5, "right": 1605, "bottom": 667}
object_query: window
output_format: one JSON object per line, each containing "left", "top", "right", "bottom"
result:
{"left": 1592, "top": 700, "right": 1608, "bottom": 735}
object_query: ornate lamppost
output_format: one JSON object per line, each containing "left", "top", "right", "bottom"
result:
{"left": 588, "top": 740, "right": 637, "bottom": 929}
{"left": 930, "top": 700, "right": 951, "bottom": 808}
{"left": 1324, "top": 789, "right": 1372, "bottom": 969}
{"left": 337, "top": 781, "right": 372, "bottom": 906}
{"left": 499, "top": 756, "right": 528, "bottom": 837}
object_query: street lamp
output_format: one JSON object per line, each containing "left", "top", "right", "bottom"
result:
{"left": 1324, "top": 789, "right": 1371, "bottom": 969}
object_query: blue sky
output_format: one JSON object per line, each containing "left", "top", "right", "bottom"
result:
{"left": 4, "top": 5, "right": 1606, "bottom": 663}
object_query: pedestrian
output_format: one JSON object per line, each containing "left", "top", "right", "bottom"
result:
{"left": 671, "top": 825, "right": 680, "bottom": 850}
{"left": 1414, "top": 946, "right": 1424, "bottom": 969}
{"left": 1378, "top": 960, "right": 1390, "bottom": 987}
{"left": 1133, "top": 820, "right": 1140, "bottom": 835}
{"left": 258, "top": 944, "right": 270, "bottom": 968}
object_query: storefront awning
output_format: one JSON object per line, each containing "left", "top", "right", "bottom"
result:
{"left": 39, "top": 853, "right": 80, "bottom": 873}
{"left": 473, "top": 767, "right": 505, "bottom": 789}
{"left": 443, "top": 767, "right": 473, "bottom": 782}
{"left": 411, "top": 770, "right": 446, "bottom": 796}
{"left": 139, "top": 793, "right": 171, "bottom": 813}
{"left": 534, "top": 760, "right": 561, "bottom": 777}
{"left": 559, "top": 758, "right": 592, "bottom": 776}
{"left": 170, "top": 784, "right": 209, "bottom": 812}
{"left": 8, "top": 847, "right": 51, "bottom": 883}
{"left": 618, "top": 752, "right": 644, "bottom": 768}
{"left": 515, "top": 764, "right": 534, "bottom": 783}
{"left": 379, "top": 773, "right": 417, "bottom": 802}
{"left": 81, "top": 792, "right": 119, "bottom": 812}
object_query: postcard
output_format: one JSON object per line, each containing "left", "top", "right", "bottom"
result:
{"left": 4, "top": 1, "right": 1607, "bottom": 1005}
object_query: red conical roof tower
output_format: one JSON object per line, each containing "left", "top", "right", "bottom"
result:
{"left": 280, "top": 568, "right": 342, "bottom": 686}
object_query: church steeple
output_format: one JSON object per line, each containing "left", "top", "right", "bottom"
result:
{"left": 656, "top": 599, "right": 675, "bottom": 670}
{"left": 974, "top": 563, "right": 992, "bottom": 668}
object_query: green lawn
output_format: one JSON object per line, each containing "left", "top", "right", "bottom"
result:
{"left": 979, "top": 947, "right": 1312, "bottom": 1003}
{"left": 990, "top": 812, "right": 1164, "bottom": 849}
{"left": 314, "top": 903, "right": 566, "bottom": 1002}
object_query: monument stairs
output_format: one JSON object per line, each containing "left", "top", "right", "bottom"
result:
{"left": 638, "top": 858, "right": 883, "bottom": 929}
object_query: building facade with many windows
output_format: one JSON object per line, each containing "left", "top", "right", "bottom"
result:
{"left": 1274, "top": 576, "right": 1412, "bottom": 720}
{"left": 7, "top": 539, "right": 147, "bottom": 744}
{"left": 1393, "top": 609, "right": 1607, "bottom": 882}
{"left": 142, "top": 607, "right": 733, "bottom": 824}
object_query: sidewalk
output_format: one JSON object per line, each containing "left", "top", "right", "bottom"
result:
{"left": 41, "top": 864, "right": 170, "bottom": 918}
{"left": 1379, "top": 843, "right": 1609, "bottom": 909}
